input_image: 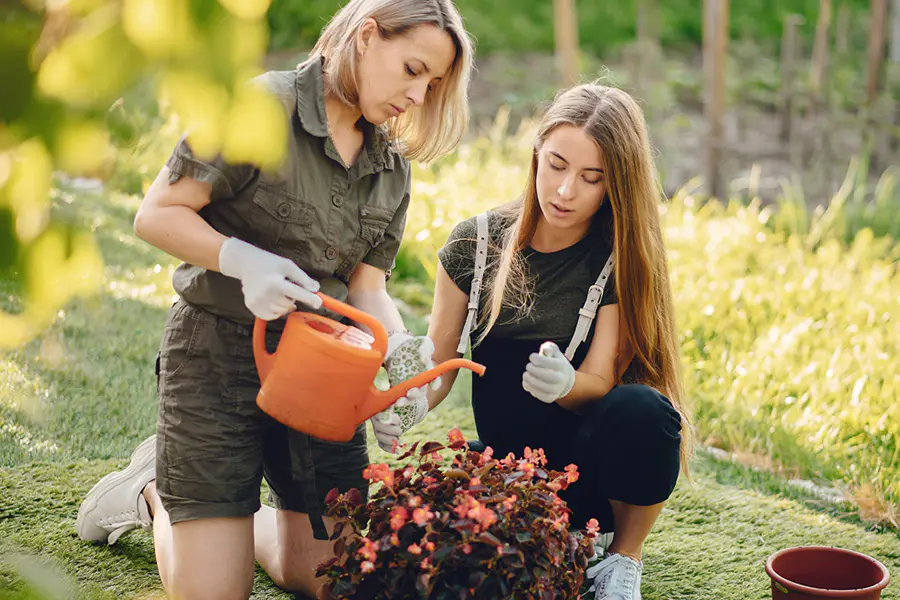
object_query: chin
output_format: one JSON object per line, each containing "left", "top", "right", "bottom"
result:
{"left": 361, "top": 107, "right": 389, "bottom": 126}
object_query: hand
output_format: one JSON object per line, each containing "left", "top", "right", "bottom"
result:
{"left": 522, "top": 341, "right": 576, "bottom": 403}
{"left": 385, "top": 332, "right": 442, "bottom": 394}
{"left": 370, "top": 393, "right": 429, "bottom": 452}
{"left": 368, "top": 334, "right": 439, "bottom": 452}
{"left": 218, "top": 237, "right": 322, "bottom": 320}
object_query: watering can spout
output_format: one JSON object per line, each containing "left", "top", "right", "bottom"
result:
{"left": 360, "top": 359, "right": 486, "bottom": 423}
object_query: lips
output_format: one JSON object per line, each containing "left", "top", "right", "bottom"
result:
{"left": 390, "top": 104, "right": 405, "bottom": 116}
{"left": 551, "top": 202, "right": 573, "bottom": 213}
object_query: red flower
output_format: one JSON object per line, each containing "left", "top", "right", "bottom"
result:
{"left": 448, "top": 428, "right": 466, "bottom": 447}
{"left": 412, "top": 506, "right": 435, "bottom": 526}
{"left": 408, "top": 543, "right": 423, "bottom": 555}
{"left": 363, "top": 463, "right": 395, "bottom": 487}
{"left": 585, "top": 518, "right": 600, "bottom": 537}
{"left": 390, "top": 506, "right": 409, "bottom": 531}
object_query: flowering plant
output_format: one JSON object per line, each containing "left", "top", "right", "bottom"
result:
{"left": 316, "top": 428, "right": 600, "bottom": 599}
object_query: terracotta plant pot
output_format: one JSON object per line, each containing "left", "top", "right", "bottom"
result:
{"left": 766, "top": 546, "right": 890, "bottom": 599}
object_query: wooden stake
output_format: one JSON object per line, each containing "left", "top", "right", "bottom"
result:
{"left": 553, "top": 0, "right": 580, "bottom": 87}
{"left": 637, "top": 0, "right": 659, "bottom": 46}
{"left": 835, "top": 3, "right": 850, "bottom": 53}
{"left": 867, "top": 0, "right": 888, "bottom": 104}
{"left": 891, "top": 0, "right": 900, "bottom": 63}
{"left": 703, "top": 0, "right": 729, "bottom": 200}
{"left": 811, "top": 0, "right": 832, "bottom": 105}
{"left": 780, "top": 15, "right": 803, "bottom": 144}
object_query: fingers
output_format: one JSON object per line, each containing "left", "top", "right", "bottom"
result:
{"left": 522, "top": 376, "right": 555, "bottom": 404}
{"left": 281, "top": 260, "right": 320, "bottom": 292}
{"left": 525, "top": 361, "right": 564, "bottom": 384}
{"left": 539, "top": 341, "right": 562, "bottom": 357}
{"left": 276, "top": 279, "right": 322, "bottom": 309}
{"left": 528, "top": 352, "right": 565, "bottom": 370}
{"left": 522, "top": 371, "right": 557, "bottom": 396}
{"left": 374, "top": 410, "right": 402, "bottom": 427}
{"left": 248, "top": 294, "right": 295, "bottom": 321}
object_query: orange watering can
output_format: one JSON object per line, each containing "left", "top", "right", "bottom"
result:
{"left": 253, "top": 292, "right": 486, "bottom": 442}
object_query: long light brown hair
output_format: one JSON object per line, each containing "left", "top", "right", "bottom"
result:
{"left": 479, "top": 83, "right": 693, "bottom": 475}
{"left": 311, "top": 0, "right": 474, "bottom": 163}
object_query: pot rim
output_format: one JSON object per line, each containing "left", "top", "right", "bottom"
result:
{"left": 765, "top": 546, "right": 891, "bottom": 597}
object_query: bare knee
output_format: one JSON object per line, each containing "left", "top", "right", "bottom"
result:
{"left": 170, "top": 567, "right": 253, "bottom": 600}
{"left": 168, "top": 517, "right": 255, "bottom": 600}
{"left": 269, "top": 546, "right": 321, "bottom": 593}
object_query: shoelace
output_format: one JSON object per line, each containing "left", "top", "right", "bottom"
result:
{"left": 594, "top": 557, "right": 639, "bottom": 598}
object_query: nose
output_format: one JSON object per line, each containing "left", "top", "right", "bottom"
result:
{"left": 407, "top": 80, "right": 430, "bottom": 107}
{"left": 557, "top": 176, "right": 577, "bottom": 200}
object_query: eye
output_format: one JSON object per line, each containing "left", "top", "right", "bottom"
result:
{"left": 405, "top": 64, "right": 416, "bottom": 77}
{"left": 584, "top": 176, "right": 602, "bottom": 185}
{"left": 548, "top": 159, "right": 565, "bottom": 171}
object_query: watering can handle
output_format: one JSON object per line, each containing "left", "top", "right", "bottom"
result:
{"left": 253, "top": 318, "right": 277, "bottom": 382}
{"left": 316, "top": 292, "right": 388, "bottom": 356}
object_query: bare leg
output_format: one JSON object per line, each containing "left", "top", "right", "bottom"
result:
{"left": 143, "top": 482, "right": 255, "bottom": 600}
{"left": 606, "top": 499, "right": 666, "bottom": 562}
{"left": 253, "top": 504, "right": 341, "bottom": 597}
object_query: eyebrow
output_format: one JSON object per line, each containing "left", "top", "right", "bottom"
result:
{"left": 549, "top": 150, "right": 604, "bottom": 173}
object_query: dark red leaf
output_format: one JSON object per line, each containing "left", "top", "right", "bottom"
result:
{"left": 420, "top": 441, "right": 446, "bottom": 455}
{"left": 398, "top": 440, "right": 420, "bottom": 461}
{"left": 444, "top": 468, "right": 471, "bottom": 481}
{"left": 329, "top": 520, "right": 345, "bottom": 541}
{"left": 477, "top": 531, "right": 502, "bottom": 546}
{"left": 324, "top": 487, "right": 340, "bottom": 506}
{"left": 503, "top": 471, "right": 526, "bottom": 485}
{"left": 345, "top": 487, "right": 364, "bottom": 507}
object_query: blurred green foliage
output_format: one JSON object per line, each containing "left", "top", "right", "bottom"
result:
{"left": 266, "top": 0, "right": 872, "bottom": 56}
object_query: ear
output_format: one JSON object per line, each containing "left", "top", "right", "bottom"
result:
{"left": 356, "top": 17, "right": 379, "bottom": 57}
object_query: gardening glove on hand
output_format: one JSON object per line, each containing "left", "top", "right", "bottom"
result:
{"left": 218, "top": 237, "right": 322, "bottom": 321}
{"left": 369, "top": 333, "right": 441, "bottom": 452}
{"left": 522, "top": 341, "right": 576, "bottom": 404}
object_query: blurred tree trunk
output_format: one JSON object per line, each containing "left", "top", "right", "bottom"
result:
{"left": 891, "top": 0, "right": 900, "bottom": 62}
{"left": 553, "top": 0, "right": 580, "bottom": 86}
{"left": 835, "top": 2, "right": 850, "bottom": 53}
{"left": 780, "top": 15, "right": 803, "bottom": 146}
{"left": 867, "top": 0, "right": 888, "bottom": 104}
{"left": 637, "top": 0, "right": 659, "bottom": 46}
{"left": 810, "top": 0, "right": 832, "bottom": 109}
{"left": 703, "top": 0, "right": 729, "bottom": 200}
{"left": 865, "top": 0, "right": 888, "bottom": 172}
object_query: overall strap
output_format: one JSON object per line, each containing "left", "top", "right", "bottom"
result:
{"left": 564, "top": 253, "right": 616, "bottom": 361}
{"left": 457, "top": 212, "right": 489, "bottom": 354}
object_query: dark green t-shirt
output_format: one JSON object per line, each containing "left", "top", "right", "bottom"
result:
{"left": 437, "top": 209, "right": 617, "bottom": 356}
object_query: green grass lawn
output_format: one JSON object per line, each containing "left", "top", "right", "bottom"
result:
{"left": 2, "top": 180, "right": 900, "bottom": 598}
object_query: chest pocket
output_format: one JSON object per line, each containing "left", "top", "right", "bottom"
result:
{"left": 335, "top": 204, "right": 395, "bottom": 280}
{"left": 359, "top": 205, "right": 393, "bottom": 245}
{"left": 247, "top": 182, "right": 315, "bottom": 261}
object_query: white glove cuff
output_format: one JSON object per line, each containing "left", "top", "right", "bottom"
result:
{"left": 218, "top": 237, "right": 249, "bottom": 279}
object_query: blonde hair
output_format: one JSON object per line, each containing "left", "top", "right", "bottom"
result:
{"left": 479, "top": 83, "right": 694, "bottom": 476}
{"left": 311, "top": 0, "right": 474, "bottom": 163}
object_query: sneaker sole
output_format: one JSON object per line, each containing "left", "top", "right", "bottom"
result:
{"left": 76, "top": 435, "right": 157, "bottom": 543}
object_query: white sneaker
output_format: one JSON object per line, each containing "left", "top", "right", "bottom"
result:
{"left": 76, "top": 435, "right": 156, "bottom": 545}
{"left": 586, "top": 553, "right": 643, "bottom": 600}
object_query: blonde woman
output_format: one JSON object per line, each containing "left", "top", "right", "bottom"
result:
{"left": 420, "top": 84, "right": 692, "bottom": 600}
{"left": 75, "top": 1, "right": 473, "bottom": 598}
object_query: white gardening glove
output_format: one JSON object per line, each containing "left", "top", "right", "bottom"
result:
{"left": 218, "top": 237, "right": 322, "bottom": 321}
{"left": 522, "top": 341, "right": 576, "bottom": 404}
{"left": 369, "top": 333, "right": 440, "bottom": 452}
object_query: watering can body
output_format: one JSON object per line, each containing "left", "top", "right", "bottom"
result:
{"left": 253, "top": 293, "right": 485, "bottom": 442}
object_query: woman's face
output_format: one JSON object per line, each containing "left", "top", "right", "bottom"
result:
{"left": 356, "top": 20, "right": 457, "bottom": 125}
{"left": 535, "top": 124, "right": 607, "bottom": 231}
